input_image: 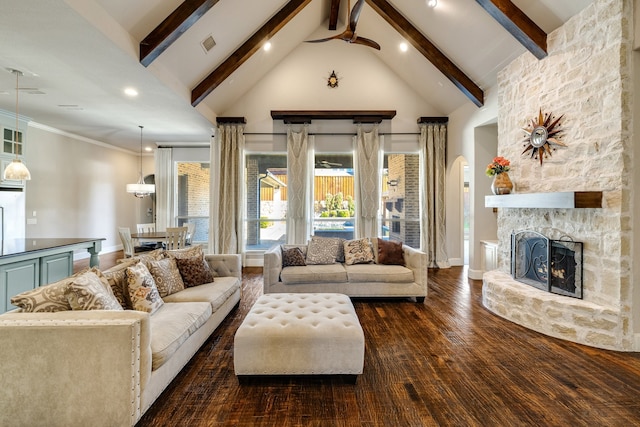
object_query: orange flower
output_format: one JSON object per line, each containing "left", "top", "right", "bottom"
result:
{"left": 486, "top": 156, "right": 511, "bottom": 177}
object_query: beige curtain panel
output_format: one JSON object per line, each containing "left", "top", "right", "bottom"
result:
{"left": 286, "top": 126, "right": 313, "bottom": 244}
{"left": 354, "top": 125, "right": 381, "bottom": 238}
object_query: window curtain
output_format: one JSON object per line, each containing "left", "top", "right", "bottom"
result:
{"left": 420, "top": 123, "right": 449, "bottom": 268}
{"left": 286, "top": 125, "right": 314, "bottom": 244}
{"left": 154, "top": 147, "right": 173, "bottom": 231}
{"left": 353, "top": 125, "right": 381, "bottom": 238}
{"left": 210, "top": 124, "right": 245, "bottom": 254}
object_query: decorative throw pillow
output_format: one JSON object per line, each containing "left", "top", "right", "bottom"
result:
{"left": 102, "top": 258, "right": 138, "bottom": 309}
{"left": 344, "top": 238, "right": 375, "bottom": 265}
{"left": 174, "top": 255, "right": 214, "bottom": 287}
{"left": 148, "top": 257, "right": 185, "bottom": 297}
{"left": 10, "top": 268, "right": 91, "bottom": 312}
{"left": 165, "top": 244, "right": 204, "bottom": 260}
{"left": 65, "top": 270, "right": 123, "bottom": 311}
{"left": 306, "top": 236, "right": 341, "bottom": 265}
{"left": 282, "top": 247, "right": 307, "bottom": 267}
{"left": 118, "top": 249, "right": 165, "bottom": 268}
{"left": 126, "top": 262, "right": 164, "bottom": 314}
{"left": 377, "top": 238, "right": 405, "bottom": 265}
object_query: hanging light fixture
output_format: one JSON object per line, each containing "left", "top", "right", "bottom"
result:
{"left": 3, "top": 69, "right": 31, "bottom": 181}
{"left": 126, "top": 125, "right": 155, "bottom": 198}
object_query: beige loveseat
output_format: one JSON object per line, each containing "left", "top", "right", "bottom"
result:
{"left": 0, "top": 252, "right": 242, "bottom": 427}
{"left": 263, "top": 239, "right": 428, "bottom": 302}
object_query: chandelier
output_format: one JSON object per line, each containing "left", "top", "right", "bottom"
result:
{"left": 126, "top": 125, "right": 155, "bottom": 198}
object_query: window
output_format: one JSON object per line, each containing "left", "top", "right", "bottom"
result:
{"left": 313, "top": 154, "right": 354, "bottom": 240}
{"left": 176, "top": 162, "right": 209, "bottom": 245}
{"left": 3, "top": 127, "right": 23, "bottom": 155}
{"left": 245, "top": 154, "right": 287, "bottom": 251}
{"left": 381, "top": 153, "right": 420, "bottom": 248}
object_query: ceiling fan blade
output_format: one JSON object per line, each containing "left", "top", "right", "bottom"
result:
{"left": 353, "top": 36, "right": 381, "bottom": 50}
{"left": 305, "top": 33, "right": 345, "bottom": 43}
{"left": 349, "top": 0, "right": 366, "bottom": 32}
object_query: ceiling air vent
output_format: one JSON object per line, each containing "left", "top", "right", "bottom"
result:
{"left": 201, "top": 35, "right": 216, "bottom": 54}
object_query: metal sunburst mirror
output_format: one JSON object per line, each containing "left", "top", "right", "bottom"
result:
{"left": 522, "top": 109, "right": 566, "bottom": 165}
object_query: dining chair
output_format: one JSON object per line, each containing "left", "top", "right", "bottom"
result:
{"left": 165, "top": 227, "right": 188, "bottom": 250}
{"left": 185, "top": 222, "right": 196, "bottom": 246}
{"left": 118, "top": 227, "right": 155, "bottom": 257}
{"left": 136, "top": 222, "right": 162, "bottom": 249}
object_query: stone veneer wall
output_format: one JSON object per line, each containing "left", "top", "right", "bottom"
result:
{"left": 483, "top": 0, "right": 634, "bottom": 350}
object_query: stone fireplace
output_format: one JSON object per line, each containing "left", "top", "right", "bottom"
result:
{"left": 481, "top": 0, "right": 635, "bottom": 351}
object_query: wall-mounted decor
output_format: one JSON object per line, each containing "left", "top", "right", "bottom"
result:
{"left": 521, "top": 109, "right": 566, "bottom": 165}
{"left": 327, "top": 70, "right": 339, "bottom": 88}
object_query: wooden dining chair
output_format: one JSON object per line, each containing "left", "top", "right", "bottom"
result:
{"left": 136, "top": 222, "right": 162, "bottom": 249}
{"left": 165, "top": 227, "right": 188, "bottom": 250}
{"left": 118, "top": 227, "right": 155, "bottom": 257}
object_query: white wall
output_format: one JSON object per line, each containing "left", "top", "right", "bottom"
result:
{"left": 446, "top": 88, "right": 499, "bottom": 278}
{"left": 24, "top": 123, "right": 142, "bottom": 257}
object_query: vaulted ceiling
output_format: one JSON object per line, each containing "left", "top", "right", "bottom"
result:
{"left": 0, "top": 0, "right": 593, "bottom": 151}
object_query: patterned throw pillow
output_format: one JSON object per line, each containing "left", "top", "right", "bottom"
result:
{"left": 102, "top": 258, "right": 138, "bottom": 309}
{"left": 126, "top": 262, "right": 164, "bottom": 314}
{"left": 377, "top": 238, "right": 405, "bottom": 265}
{"left": 174, "top": 256, "right": 214, "bottom": 287}
{"left": 148, "top": 257, "right": 185, "bottom": 297}
{"left": 165, "top": 244, "right": 204, "bottom": 260}
{"left": 282, "top": 247, "right": 307, "bottom": 267}
{"left": 10, "top": 268, "right": 91, "bottom": 312}
{"left": 65, "top": 270, "right": 123, "bottom": 311}
{"left": 306, "top": 236, "right": 341, "bottom": 265}
{"left": 118, "top": 249, "right": 165, "bottom": 268}
{"left": 344, "top": 238, "right": 375, "bottom": 265}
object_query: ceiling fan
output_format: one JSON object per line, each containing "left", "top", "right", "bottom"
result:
{"left": 306, "top": 0, "right": 381, "bottom": 50}
{"left": 316, "top": 160, "right": 343, "bottom": 168}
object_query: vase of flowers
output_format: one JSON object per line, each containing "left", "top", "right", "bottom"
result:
{"left": 486, "top": 156, "right": 513, "bottom": 195}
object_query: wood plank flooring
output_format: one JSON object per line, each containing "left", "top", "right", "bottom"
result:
{"left": 79, "top": 256, "right": 640, "bottom": 426}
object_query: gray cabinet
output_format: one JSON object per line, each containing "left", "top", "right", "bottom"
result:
{"left": 0, "top": 258, "right": 39, "bottom": 312}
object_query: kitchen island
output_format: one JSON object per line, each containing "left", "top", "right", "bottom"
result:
{"left": 0, "top": 238, "right": 104, "bottom": 313}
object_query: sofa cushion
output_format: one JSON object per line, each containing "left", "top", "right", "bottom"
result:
{"left": 377, "top": 238, "right": 405, "bottom": 266}
{"left": 345, "top": 264, "right": 414, "bottom": 283}
{"left": 148, "top": 257, "right": 185, "bottom": 297}
{"left": 148, "top": 302, "right": 212, "bottom": 370}
{"left": 163, "top": 277, "right": 239, "bottom": 312}
{"left": 282, "top": 247, "right": 306, "bottom": 267}
{"left": 281, "top": 264, "right": 348, "bottom": 284}
{"left": 126, "top": 262, "right": 164, "bottom": 314}
{"left": 344, "top": 238, "right": 375, "bottom": 265}
{"left": 65, "top": 270, "right": 123, "bottom": 311}
{"left": 306, "top": 236, "right": 341, "bottom": 265}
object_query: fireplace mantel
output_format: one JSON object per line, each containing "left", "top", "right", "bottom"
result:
{"left": 485, "top": 191, "right": 602, "bottom": 209}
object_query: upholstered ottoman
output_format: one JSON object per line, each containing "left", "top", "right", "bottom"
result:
{"left": 234, "top": 293, "right": 364, "bottom": 381}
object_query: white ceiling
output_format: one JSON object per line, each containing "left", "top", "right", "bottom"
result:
{"left": 0, "top": 0, "right": 593, "bottom": 152}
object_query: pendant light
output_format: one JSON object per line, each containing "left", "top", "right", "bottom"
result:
{"left": 3, "top": 69, "right": 31, "bottom": 181}
{"left": 126, "top": 125, "right": 155, "bottom": 198}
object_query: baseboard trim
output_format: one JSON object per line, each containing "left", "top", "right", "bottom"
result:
{"left": 467, "top": 268, "right": 484, "bottom": 280}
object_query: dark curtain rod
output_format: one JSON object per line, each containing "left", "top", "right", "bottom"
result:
{"left": 243, "top": 132, "right": 421, "bottom": 136}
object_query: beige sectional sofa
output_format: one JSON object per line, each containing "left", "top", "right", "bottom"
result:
{"left": 263, "top": 238, "right": 428, "bottom": 301}
{"left": 0, "top": 251, "right": 242, "bottom": 427}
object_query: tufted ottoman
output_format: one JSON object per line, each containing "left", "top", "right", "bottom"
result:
{"left": 234, "top": 293, "right": 364, "bottom": 381}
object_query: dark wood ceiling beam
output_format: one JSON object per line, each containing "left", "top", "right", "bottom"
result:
{"left": 329, "top": 0, "right": 341, "bottom": 30}
{"left": 140, "top": 0, "right": 220, "bottom": 67}
{"left": 191, "top": 0, "right": 312, "bottom": 106}
{"left": 475, "top": 0, "right": 547, "bottom": 59}
{"left": 366, "top": 0, "right": 484, "bottom": 107}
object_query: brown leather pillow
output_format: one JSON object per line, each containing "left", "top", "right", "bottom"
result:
{"left": 377, "top": 238, "right": 404, "bottom": 265}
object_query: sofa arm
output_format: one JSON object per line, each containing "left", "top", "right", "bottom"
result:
{"left": 403, "top": 245, "right": 428, "bottom": 296}
{"left": 0, "top": 310, "right": 151, "bottom": 427}
{"left": 206, "top": 254, "right": 242, "bottom": 280}
{"left": 263, "top": 245, "right": 283, "bottom": 293}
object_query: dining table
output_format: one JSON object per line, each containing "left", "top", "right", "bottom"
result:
{"left": 131, "top": 231, "right": 170, "bottom": 246}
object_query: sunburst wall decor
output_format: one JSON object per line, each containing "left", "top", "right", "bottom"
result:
{"left": 522, "top": 109, "right": 566, "bottom": 165}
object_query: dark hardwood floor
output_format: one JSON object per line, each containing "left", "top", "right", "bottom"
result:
{"left": 77, "top": 255, "right": 640, "bottom": 426}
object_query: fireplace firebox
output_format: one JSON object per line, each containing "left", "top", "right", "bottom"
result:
{"left": 511, "top": 230, "right": 583, "bottom": 299}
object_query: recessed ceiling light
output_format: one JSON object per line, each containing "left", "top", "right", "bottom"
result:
{"left": 124, "top": 87, "right": 138, "bottom": 97}
{"left": 145, "top": 146, "right": 153, "bottom": 152}
{"left": 399, "top": 42, "right": 408, "bottom": 52}
{"left": 263, "top": 41, "right": 272, "bottom": 51}
{"left": 427, "top": 0, "right": 437, "bottom": 8}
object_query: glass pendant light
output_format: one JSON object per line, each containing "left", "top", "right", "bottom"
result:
{"left": 126, "top": 125, "right": 155, "bottom": 198}
{"left": 3, "top": 69, "right": 31, "bottom": 181}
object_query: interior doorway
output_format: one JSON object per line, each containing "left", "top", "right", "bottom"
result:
{"left": 463, "top": 164, "right": 470, "bottom": 265}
